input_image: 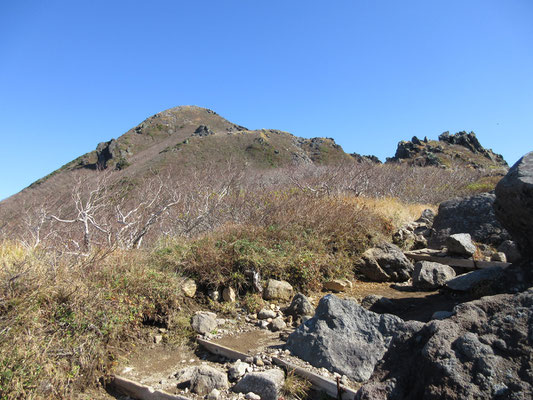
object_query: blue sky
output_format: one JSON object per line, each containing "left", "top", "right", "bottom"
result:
{"left": 1, "top": 0, "right": 532, "bottom": 200}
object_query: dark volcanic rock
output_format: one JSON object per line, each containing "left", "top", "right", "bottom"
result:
{"left": 284, "top": 293, "right": 314, "bottom": 318}
{"left": 412, "top": 261, "right": 456, "bottom": 290}
{"left": 356, "top": 288, "right": 533, "bottom": 400}
{"left": 96, "top": 139, "right": 125, "bottom": 169}
{"left": 286, "top": 294, "right": 421, "bottom": 382}
{"left": 429, "top": 193, "right": 510, "bottom": 248}
{"left": 356, "top": 242, "right": 415, "bottom": 282}
{"left": 193, "top": 125, "right": 215, "bottom": 137}
{"left": 494, "top": 151, "right": 533, "bottom": 259}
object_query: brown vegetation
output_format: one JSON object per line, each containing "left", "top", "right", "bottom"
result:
{"left": 0, "top": 161, "right": 497, "bottom": 398}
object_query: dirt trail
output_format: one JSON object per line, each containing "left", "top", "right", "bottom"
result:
{"left": 93, "top": 280, "right": 463, "bottom": 399}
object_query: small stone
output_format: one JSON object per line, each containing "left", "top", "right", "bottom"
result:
{"left": 253, "top": 356, "right": 264, "bottom": 367}
{"left": 258, "top": 308, "right": 277, "bottom": 319}
{"left": 245, "top": 393, "right": 261, "bottom": 400}
{"left": 323, "top": 279, "right": 352, "bottom": 293}
{"left": 269, "top": 317, "right": 287, "bottom": 332}
{"left": 207, "top": 388, "right": 220, "bottom": 400}
{"left": 228, "top": 360, "right": 248, "bottom": 381}
{"left": 153, "top": 334, "right": 163, "bottom": 344}
{"left": 208, "top": 289, "right": 220, "bottom": 301}
{"left": 223, "top": 287, "right": 236, "bottom": 302}
{"left": 490, "top": 252, "right": 507, "bottom": 262}
{"left": 182, "top": 278, "right": 197, "bottom": 298}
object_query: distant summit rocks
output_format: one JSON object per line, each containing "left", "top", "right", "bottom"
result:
{"left": 387, "top": 131, "right": 507, "bottom": 171}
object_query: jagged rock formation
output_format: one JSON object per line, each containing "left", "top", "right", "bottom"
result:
{"left": 286, "top": 294, "right": 422, "bottom": 382}
{"left": 494, "top": 151, "right": 533, "bottom": 260}
{"left": 387, "top": 131, "right": 508, "bottom": 172}
{"left": 356, "top": 288, "right": 533, "bottom": 400}
{"left": 429, "top": 193, "right": 510, "bottom": 248}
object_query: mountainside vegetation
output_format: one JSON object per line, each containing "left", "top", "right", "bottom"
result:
{"left": 0, "top": 106, "right": 511, "bottom": 398}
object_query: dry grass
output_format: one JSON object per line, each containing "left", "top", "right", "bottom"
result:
{"left": 0, "top": 244, "right": 191, "bottom": 399}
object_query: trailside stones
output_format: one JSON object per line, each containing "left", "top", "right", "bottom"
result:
{"left": 191, "top": 311, "right": 218, "bottom": 335}
{"left": 446, "top": 233, "right": 476, "bottom": 256}
{"left": 323, "top": 279, "right": 352, "bottom": 292}
{"left": 494, "top": 151, "right": 533, "bottom": 259}
{"left": 263, "top": 279, "right": 293, "bottom": 301}
{"left": 413, "top": 261, "right": 456, "bottom": 290}
{"left": 286, "top": 294, "right": 415, "bottom": 382}
{"left": 233, "top": 369, "right": 285, "bottom": 400}
{"left": 357, "top": 242, "right": 414, "bottom": 282}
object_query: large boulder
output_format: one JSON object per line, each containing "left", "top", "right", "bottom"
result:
{"left": 429, "top": 193, "right": 509, "bottom": 248}
{"left": 356, "top": 288, "right": 533, "bottom": 399}
{"left": 286, "top": 294, "right": 421, "bottom": 382}
{"left": 357, "top": 242, "right": 414, "bottom": 282}
{"left": 494, "top": 151, "right": 533, "bottom": 259}
{"left": 413, "top": 261, "right": 456, "bottom": 290}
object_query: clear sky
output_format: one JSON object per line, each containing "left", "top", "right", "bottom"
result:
{"left": 1, "top": 0, "right": 532, "bottom": 200}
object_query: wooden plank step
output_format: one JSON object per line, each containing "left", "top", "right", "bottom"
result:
{"left": 197, "top": 338, "right": 359, "bottom": 399}
{"left": 273, "top": 357, "right": 358, "bottom": 400}
{"left": 197, "top": 338, "right": 252, "bottom": 361}
{"left": 404, "top": 250, "right": 511, "bottom": 269}
{"left": 107, "top": 375, "right": 190, "bottom": 400}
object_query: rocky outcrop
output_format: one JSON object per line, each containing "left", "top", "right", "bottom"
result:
{"left": 193, "top": 125, "right": 215, "bottom": 137}
{"left": 386, "top": 131, "right": 507, "bottom": 170}
{"left": 350, "top": 153, "right": 382, "bottom": 164}
{"left": 494, "top": 151, "right": 533, "bottom": 259}
{"left": 356, "top": 288, "right": 533, "bottom": 400}
{"left": 357, "top": 242, "right": 414, "bottom": 282}
{"left": 429, "top": 193, "right": 510, "bottom": 248}
{"left": 286, "top": 294, "right": 421, "bottom": 382}
{"left": 95, "top": 139, "right": 128, "bottom": 170}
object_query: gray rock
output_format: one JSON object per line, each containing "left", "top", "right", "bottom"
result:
{"left": 416, "top": 208, "right": 436, "bottom": 226}
{"left": 490, "top": 252, "right": 507, "bottom": 262}
{"left": 357, "top": 242, "right": 414, "bottom": 282}
{"left": 413, "top": 261, "right": 456, "bottom": 290}
{"left": 263, "top": 279, "right": 293, "bottom": 301}
{"left": 245, "top": 392, "right": 261, "bottom": 400}
{"left": 494, "top": 152, "right": 533, "bottom": 259}
{"left": 233, "top": 369, "right": 285, "bottom": 400}
{"left": 360, "top": 294, "right": 398, "bottom": 313}
{"left": 228, "top": 360, "right": 248, "bottom": 381}
{"left": 429, "top": 193, "right": 510, "bottom": 248}
{"left": 269, "top": 317, "right": 286, "bottom": 332}
{"left": 257, "top": 308, "right": 277, "bottom": 320}
{"left": 207, "top": 388, "right": 220, "bottom": 400}
{"left": 175, "top": 367, "right": 195, "bottom": 388}
{"left": 497, "top": 240, "right": 522, "bottom": 263}
{"left": 446, "top": 233, "right": 476, "bottom": 256}
{"left": 286, "top": 294, "right": 415, "bottom": 382}
{"left": 445, "top": 267, "right": 504, "bottom": 292}
{"left": 284, "top": 293, "right": 314, "bottom": 318}
{"left": 191, "top": 311, "right": 218, "bottom": 335}
{"left": 190, "top": 365, "right": 229, "bottom": 395}
{"left": 357, "top": 289, "right": 533, "bottom": 399}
